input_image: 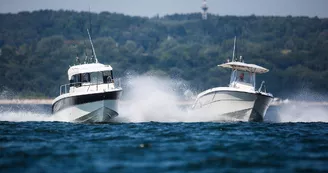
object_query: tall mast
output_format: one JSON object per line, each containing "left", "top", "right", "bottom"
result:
{"left": 87, "top": 28, "right": 98, "bottom": 63}
{"left": 87, "top": 7, "right": 98, "bottom": 63}
{"left": 89, "top": 6, "right": 92, "bottom": 39}
{"left": 232, "top": 36, "right": 236, "bottom": 62}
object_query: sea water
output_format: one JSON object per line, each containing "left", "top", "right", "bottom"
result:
{"left": 1, "top": 75, "right": 328, "bottom": 172}
{"left": 1, "top": 106, "right": 328, "bottom": 173}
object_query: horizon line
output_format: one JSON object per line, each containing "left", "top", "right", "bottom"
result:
{"left": 0, "top": 9, "right": 326, "bottom": 19}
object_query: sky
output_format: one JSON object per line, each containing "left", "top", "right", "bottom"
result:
{"left": 0, "top": 0, "right": 328, "bottom": 18}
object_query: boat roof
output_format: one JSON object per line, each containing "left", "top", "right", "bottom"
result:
{"left": 218, "top": 62, "right": 269, "bottom": 74}
{"left": 68, "top": 63, "right": 113, "bottom": 78}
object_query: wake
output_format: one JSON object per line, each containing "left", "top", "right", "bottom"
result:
{"left": 275, "top": 102, "right": 328, "bottom": 123}
{"left": 1, "top": 75, "right": 328, "bottom": 123}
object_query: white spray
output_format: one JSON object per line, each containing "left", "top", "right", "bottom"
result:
{"left": 1, "top": 78, "right": 328, "bottom": 123}
{"left": 115, "top": 74, "right": 243, "bottom": 123}
{"left": 277, "top": 103, "right": 328, "bottom": 122}
{"left": 116, "top": 75, "right": 191, "bottom": 122}
{"left": 275, "top": 90, "right": 328, "bottom": 123}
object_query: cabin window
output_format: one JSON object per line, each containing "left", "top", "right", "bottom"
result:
{"left": 82, "top": 73, "right": 90, "bottom": 83}
{"left": 71, "top": 74, "right": 82, "bottom": 87}
{"left": 102, "top": 71, "right": 113, "bottom": 83}
{"left": 90, "top": 72, "right": 103, "bottom": 84}
{"left": 230, "top": 70, "right": 255, "bottom": 87}
{"left": 73, "top": 74, "right": 80, "bottom": 83}
{"left": 237, "top": 71, "right": 250, "bottom": 83}
{"left": 69, "top": 78, "right": 74, "bottom": 87}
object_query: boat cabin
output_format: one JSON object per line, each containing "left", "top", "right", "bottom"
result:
{"left": 218, "top": 61, "right": 269, "bottom": 91}
{"left": 60, "top": 63, "right": 116, "bottom": 94}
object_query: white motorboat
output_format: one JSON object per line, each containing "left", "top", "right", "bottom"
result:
{"left": 52, "top": 30, "right": 122, "bottom": 123}
{"left": 192, "top": 38, "right": 273, "bottom": 122}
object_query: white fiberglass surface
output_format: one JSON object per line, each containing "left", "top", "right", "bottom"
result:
{"left": 52, "top": 100, "right": 118, "bottom": 122}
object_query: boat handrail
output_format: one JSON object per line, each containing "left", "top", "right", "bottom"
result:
{"left": 258, "top": 81, "right": 267, "bottom": 93}
{"left": 59, "top": 78, "right": 122, "bottom": 95}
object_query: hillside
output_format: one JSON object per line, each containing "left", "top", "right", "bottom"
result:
{"left": 0, "top": 10, "right": 328, "bottom": 98}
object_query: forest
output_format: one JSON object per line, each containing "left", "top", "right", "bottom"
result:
{"left": 0, "top": 10, "right": 328, "bottom": 99}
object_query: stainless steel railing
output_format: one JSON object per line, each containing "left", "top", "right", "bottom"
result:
{"left": 59, "top": 78, "right": 122, "bottom": 95}
{"left": 258, "top": 81, "right": 267, "bottom": 93}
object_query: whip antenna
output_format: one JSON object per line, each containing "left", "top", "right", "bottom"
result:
{"left": 232, "top": 36, "right": 236, "bottom": 62}
{"left": 87, "top": 28, "right": 98, "bottom": 63}
{"left": 87, "top": 6, "right": 98, "bottom": 63}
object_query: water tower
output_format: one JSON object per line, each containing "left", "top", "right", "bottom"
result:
{"left": 201, "top": 0, "right": 209, "bottom": 20}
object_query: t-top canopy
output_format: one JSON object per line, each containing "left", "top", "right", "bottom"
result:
{"left": 218, "top": 62, "right": 269, "bottom": 74}
{"left": 68, "top": 63, "right": 113, "bottom": 79}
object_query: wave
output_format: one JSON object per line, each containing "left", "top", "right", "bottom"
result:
{"left": 274, "top": 89, "right": 328, "bottom": 122}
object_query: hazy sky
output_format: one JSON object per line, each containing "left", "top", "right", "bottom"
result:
{"left": 0, "top": 0, "right": 327, "bottom": 18}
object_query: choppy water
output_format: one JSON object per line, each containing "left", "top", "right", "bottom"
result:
{"left": 1, "top": 104, "right": 328, "bottom": 173}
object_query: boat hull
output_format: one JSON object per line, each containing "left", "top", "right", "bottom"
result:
{"left": 192, "top": 90, "right": 273, "bottom": 122}
{"left": 52, "top": 90, "right": 121, "bottom": 123}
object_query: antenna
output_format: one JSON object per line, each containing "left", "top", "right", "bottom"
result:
{"left": 232, "top": 36, "right": 236, "bottom": 62}
{"left": 87, "top": 6, "right": 98, "bottom": 63}
{"left": 89, "top": 6, "right": 92, "bottom": 37}
{"left": 87, "top": 29, "right": 98, "bottom": 63}
{"left": 201, "top": 0, "right": 208, "bottom": 20}
{"left": 82, "top": 39, "right": 89, "bottom": 64}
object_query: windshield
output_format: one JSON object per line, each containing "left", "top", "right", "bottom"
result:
{"left": 102, "top": 71, "right": 114, "bottom": 84}
{"left": 70, "top": 70, "right": 114, "bottom": 86}
{"left": 230, "top": 70, "right": 255, "bottom": 87}
{"left": 90, "top": 72, "right": 103, "bottom": 84}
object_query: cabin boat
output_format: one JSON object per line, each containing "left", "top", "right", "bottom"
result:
{"left": 51, "top": 30, "right": 122, "bottom": 123}
{"left": 192, "top": 38, "right": 273, "bottom": 122}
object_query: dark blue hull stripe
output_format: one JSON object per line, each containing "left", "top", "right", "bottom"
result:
{"left": 52, "top": 90, "right": 121, "bottom": 113}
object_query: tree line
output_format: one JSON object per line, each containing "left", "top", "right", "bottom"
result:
{"left": 0, "top": 10, "right": 328, "bottom": 98}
